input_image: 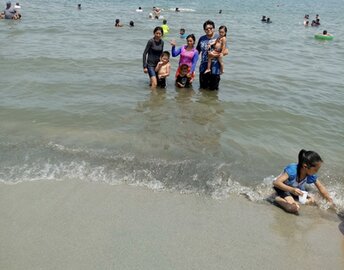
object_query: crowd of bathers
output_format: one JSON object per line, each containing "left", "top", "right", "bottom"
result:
{"left": 304, "top": 14, "right": 321, "bottom": 27}
{"left": 0, "top": 1, "right": 21, "bottom": 20}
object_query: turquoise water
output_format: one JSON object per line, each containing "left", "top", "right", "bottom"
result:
{"left": 1, "top": 0, "right": 343, "bottom": 208}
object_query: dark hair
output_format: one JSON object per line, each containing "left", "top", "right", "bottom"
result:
{"left": 180, "top": 28, "right": 185, "bottom": 33}
{"left": 154, "top": 26, "right": 163, "bottom": 35}
{"left": 219, "top": 25, "right": 227, "bottom": 36}
{"left": 129, "top": 21, "right": 134, "bottom": 27}
{"left": 115, "top": 19, "right": 120, "bottom": 26}
{"left": 297, "top": 149, "right": 323, "bottom": 176}
{"left": 161, "top": 51, "right": 170, "bottom": 58}
{"left": 323, "top": 30, "right": 327, "bottom": 35}
{"left": 203, "top": 20, "right": 215, "bottom": 30}
{"left": 186, "top": 34, "right": 196, "bottom": 42}
{"left": 163, "top": 19, "right": 167, "bottom": 24}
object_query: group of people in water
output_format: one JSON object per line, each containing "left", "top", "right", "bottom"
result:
{"left": 143, "top": 20, "right": 228, "bottom": 91}
{"left": 0, "top": 1, "right": 21, "bottom": 20}
{"left": 261, "top": 16, "right": 272, "bottom": 23}
{"left": 304, "top": 14, "right": 321, "bottom": 27}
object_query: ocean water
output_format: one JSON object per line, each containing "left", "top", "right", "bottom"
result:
{"left": 1, "top": 0, "right": 343, "bottom": 209}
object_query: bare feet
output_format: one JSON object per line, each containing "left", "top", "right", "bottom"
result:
{"left": 275, "top": 197, "right": 300, "bottom": 214}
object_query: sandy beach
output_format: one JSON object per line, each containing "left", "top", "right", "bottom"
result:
{"left": 1, "top": 180, "right": 343, "bottom": 270}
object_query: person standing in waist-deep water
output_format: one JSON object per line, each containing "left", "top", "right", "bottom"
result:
{"left": 170, "top": 34, "right": 199, "bottom": 85}
{"left": 143, "top": 26, "right": 164, "bottom": 89}
{"left": 196, "top": 20, "right": 227, "bottom": 91}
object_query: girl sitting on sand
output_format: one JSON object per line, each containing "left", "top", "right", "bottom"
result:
{"left": 273, "top": 149, "right": 334, "bottom": 214}
{"left": 204, "top": 25, "right": 228, "bottom": 74}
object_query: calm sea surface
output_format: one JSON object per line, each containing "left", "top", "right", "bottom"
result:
{"left": 1, "top": 0, "right": 343, "bottom": 208}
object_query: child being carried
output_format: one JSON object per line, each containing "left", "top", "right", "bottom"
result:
{"left": 204, "top": 25, "right": 228, "bottom": 74}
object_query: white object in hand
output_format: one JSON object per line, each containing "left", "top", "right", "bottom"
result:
{"left": 298, "top": 191, "right": 308, "bottom": 204}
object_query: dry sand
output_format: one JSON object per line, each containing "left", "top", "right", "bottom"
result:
{"left": 1, "top": 180, "right": 343, "bottom": 270}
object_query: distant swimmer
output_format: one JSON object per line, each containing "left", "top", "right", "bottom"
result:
{"left": 161, "top": 19, "right": 169, "bottom": 35}
{"left": 3, "top": 1, "right": 17, "bottom": 19}
{"left": 175, "top": 7, "right": 180, "bottom": 12}
{"left": 14, "top": 2, "right": 20, "bottom": 10}
{"left": 153, "top": 6, "right": 161, "bottom": 19}
{"left": 261, "top": 15, "right": 267, "bottom": 22}
{"left": 136, "top": 7, "right": 143, "bottom": 12}
{"left": 322, "top": 30, "right": 332, "bottom": 36}
{"left": 219, "top": 9, "right": 222, "bottom": 14}
{"left": 77, "top": 3, "right": 81, "bottom": 10}
{"left": 179, "top": 28, "right": 187, "bottom": 39}
{"left": 129, "top": 21, "right": 134, "bottom": 27}
{"left": 114, "top": 19, "right": 123, "bottom": 27}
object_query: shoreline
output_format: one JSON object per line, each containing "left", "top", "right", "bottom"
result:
{"left": 1, "top": 180, "right": 343, "bottom": 269}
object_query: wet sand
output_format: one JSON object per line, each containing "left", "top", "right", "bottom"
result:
{"left": 1, "top": 180, "right": 343, "bottom": 270}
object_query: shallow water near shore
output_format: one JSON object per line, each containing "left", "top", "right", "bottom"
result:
{"left": 1, "top": 0, "right": 344, "bottom": 210}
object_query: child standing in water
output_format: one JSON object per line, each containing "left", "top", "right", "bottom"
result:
{"left": 155, "top": 51, "right": 171, "bottom": 88}
{"left": 175, "top": 64, "right": 192, "bottom": 88}
{"left": 273, "top": 149, "right": 334, "bottom": 214}
{"left": 204, "top": 25, "right": 228, "bottom": 74}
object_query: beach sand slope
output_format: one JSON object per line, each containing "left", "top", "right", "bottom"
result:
{"left": 1, "top": 180, "right": 343, "bottom": 270}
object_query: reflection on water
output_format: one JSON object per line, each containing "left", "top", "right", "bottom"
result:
{"left": 134, "top": 89, "right": 226, "bottom": 160}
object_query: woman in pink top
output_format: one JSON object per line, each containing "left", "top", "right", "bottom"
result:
{"left": 170, "top": 34, "right": 199, "bottom": 83}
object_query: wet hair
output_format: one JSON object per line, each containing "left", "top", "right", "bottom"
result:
{"left": 129, "top": 21, "right": 134, "bottom": 27}
{"left": 153, "top": 26, "right": 163, "bottom": 36}
{"left": 161, "top": 51, "right": 170, "bottom": 59}
{"left": 186, "top": 34, "right": 196, "bottom": 42}
{"left": 163, "top": 19, "right": 167, "bottom": 24}
{"left": 115, "top": 19, "right": 120, "bottom": 26}
{"left": 323, "top": 30, "right": 327, "bottom": 35}
{"left": 297, "top": 149, "right": 323, "bottom": 176}
{"left": 203, "top": 20, "right": 215, "bottom": 30}
{"left": 180, "top": 28, "right": 185, "bottom": 33}
{"left": 219, "top": 25, "right": 227, "bottom": 36}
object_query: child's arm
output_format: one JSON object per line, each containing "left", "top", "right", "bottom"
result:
{"left": 177, "top": 82, "right": 185, "bottom": 88}
{"left": 156, "top": 63, "right": 170, "bottom": 78}
{"left": 273, "top": 172, "right": 304, "bottom": 196}
{"left": 314, "top": 180, "right": 333, "bottom": 204}
{"left": 155, "top": 62, "right": 162, "bottom": 72}
{"left": 220, "top": 37, "right": 228, "bottom": 56}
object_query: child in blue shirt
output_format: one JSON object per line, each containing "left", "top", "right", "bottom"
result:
{"left": 273, "top": 149, "right": 334, "bottom": 214}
